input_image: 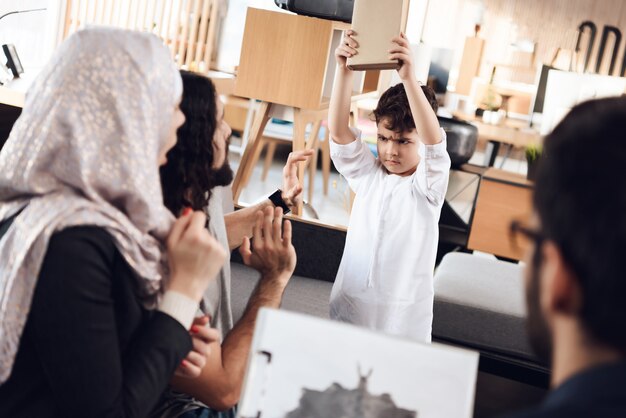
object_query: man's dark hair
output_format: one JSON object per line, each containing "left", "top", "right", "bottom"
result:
{"left": 160, "top": 70, "right": 220, "bottom": 216}
{"left": 372, "top": 83, "right": 438, "bottom": 133}
{"left": 534, "top": 96, "right": 626, "bottom": 351}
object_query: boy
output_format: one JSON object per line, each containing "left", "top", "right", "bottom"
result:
{"left": 328, "top": 31, "right": 451, "bottom": 342}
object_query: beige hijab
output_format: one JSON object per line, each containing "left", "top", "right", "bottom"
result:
{"left": 0, "top": 27, "right": 182, "bottom": 383}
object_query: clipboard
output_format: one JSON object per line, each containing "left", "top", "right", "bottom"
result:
{"left": 346, "top": 0, "right": 406, "bottom": 71}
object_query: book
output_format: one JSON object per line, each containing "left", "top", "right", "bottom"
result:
{"left": 237, "top": 308, "right": 479, "bottom": 418}
{"left": 346, "top": 0, "right": 406, "bottom": 71}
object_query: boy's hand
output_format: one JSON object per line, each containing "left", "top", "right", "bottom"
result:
{"left": 335, "top": 30, "right": 359, "bottom": 71}
{"left": 239, "top": 207, "right": 296, "bottom": 283}
{"left": 282, "top": 149, "right": 314, "bottom": 209}
{"left": 389, "top": 32, "right": 415, "bottom": 82}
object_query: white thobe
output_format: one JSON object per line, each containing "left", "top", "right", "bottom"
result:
{"left": 329, "top": 129, "right": 451, "bottom": 342}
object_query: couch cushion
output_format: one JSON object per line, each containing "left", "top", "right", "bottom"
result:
{"left": 433, "top": 252, "right": 535, "bottom": 361}
{"left": 231, "top": 262, "right": 332, "bottom": 323}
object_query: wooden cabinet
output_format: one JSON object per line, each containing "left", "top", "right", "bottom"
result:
{"left": 468, "top": 168, "right": 533, "bottom": 260}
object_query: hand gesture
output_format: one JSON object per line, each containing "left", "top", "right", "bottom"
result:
{"left": 174, "top": 316, "right": 220, "bottom": 378}
{"left": 167, "top": 209, "right": 227, "bottom": 301}
{"left": 282, "top": 149, "right": 314, "bottom": 209}
{"left": 335, "top": 30, "right": 359, "bottom": 70}
{"left": 389, "top": 32, "right": 415, "bottom": 82}
{"left": 239, "top": 206, "right": 296, "bottom": 283}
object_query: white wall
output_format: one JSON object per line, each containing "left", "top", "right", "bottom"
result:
{"left": 215, "top": 0, "right": 282, "bottom": 72}
{"left": 0, "top": 0, "right": 63, "bottom": 70}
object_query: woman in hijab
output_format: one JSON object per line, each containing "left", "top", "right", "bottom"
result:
{"left": 0, "top": 27, "right": 225, "bottom": 417}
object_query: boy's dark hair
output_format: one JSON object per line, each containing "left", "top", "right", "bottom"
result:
{"left": 160, "top": 70, "right": 218, "bottom": 216}
{"left": 534, "top": 96, "right": 626, "bottom": 351}
{"left": 372, "top": 83, "right": 438, "bottom": 133}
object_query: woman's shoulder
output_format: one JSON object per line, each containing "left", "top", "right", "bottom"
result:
{"left": 47, "top": 226, "right": 119, "bottom": 267}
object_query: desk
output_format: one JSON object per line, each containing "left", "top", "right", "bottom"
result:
{"left": 453, "top": 112, "right": 542, "bottom": 167}
{"left": 467, "top": 168, "right": 533, "bottom": 260}
{"left": 0, "top": 71, "right": 38, "bottom": 108}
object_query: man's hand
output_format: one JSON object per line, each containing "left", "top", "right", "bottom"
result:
{"left": 174, "top": 316, "right": 220, "bottom": 379}
{"left": 239, "top": 206, "right": 296, "bottom": 283}
{"left": 335, "top": 30, "right": 359, "bottom": 71}
{"left": 389, "top": 32, "right": 415, "bottom": 82}
{"left": 281, "top": 149, "right": 314, "bottom": 209}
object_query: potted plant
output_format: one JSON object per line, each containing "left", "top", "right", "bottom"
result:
{"left": 480, "top": 66, "right": 501, "bottom": 124}
{"left": 525, "top": 144, "right": 542, "bottom": 181}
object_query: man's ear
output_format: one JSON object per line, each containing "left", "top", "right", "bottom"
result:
{"left": 542, "top": 241, "right": 583, "bottom": 316}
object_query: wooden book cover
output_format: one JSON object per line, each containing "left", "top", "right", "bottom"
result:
{"left": 346, "top": 0, "right": 405, "bottom": 71}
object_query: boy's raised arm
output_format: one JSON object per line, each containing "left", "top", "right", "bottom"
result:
{"left": 389, "top": 33, "right": 442, "bottom": 145}
{"left": 329, "top": 30, "right": 359, "bottom": 145}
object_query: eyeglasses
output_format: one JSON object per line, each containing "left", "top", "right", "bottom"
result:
{"left": 508, "top": 220, "right": 545, "bottom": 252}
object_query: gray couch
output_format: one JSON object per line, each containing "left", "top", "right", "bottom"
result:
{"left": 231, "top": 262, "right": 332, "bottom": 323}
{"left": 230, "top": 252, "right": 549, "bottom": 388}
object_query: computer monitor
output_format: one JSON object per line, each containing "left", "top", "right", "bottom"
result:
{"left": 531, "top": 64, "right": 558, "bottom": 114}
{"left": 428, "top": 47, "right": 454, "bottom": 93}
{"left": 541, "top": 69, "right": 626, "bottom": 135}
{"left": 2, "top": 44, "right": 23, "bottom": 78}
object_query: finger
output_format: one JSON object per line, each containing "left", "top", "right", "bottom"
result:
{"left": 388, "top": 53, "right": 410, "bottom": 62}
{"left": 343, "top": 36, "right": 359, "bottom": 49}
{"left": 253, "top": 210, "right": 263, "bottom": 245}
{"left": 192, "top": 324, "right": 220, "bottom": 345}
{"left": 288, "top": 184, "right": 302, "bottom": 200}
{"left": 191, "top": 316, "right": 209, "bottom": 327}
{"left": 339, "top": 45, "right": 358, "bottom": 56}
{"left": 239, "top": 236, "right": 252, "bottom": 265}
{"left": 336, "top": 48, "right": 351, "bottom": 59}
{"left": 289, "top": 149, "right": 315, "bottom": 161}
{"left": 282, "top": 219, "right": 292, "bottom": 248}
{"left": 191, "top": 337, "right": 211, "bottom": 358}
{"left": 263, "top": 205, "right": 275, "bottom": 242}
{"left": 388, "top": 46, "right": 410, "bottom": 55}
{"left": 273, "top": 207, "right": 283, "bottom": 246}
{"left": 167, "top": 210, "right": 194, "bottom": 247}
{"left": 204, "top": 327, "right": 221, "bottom": 344}
{"left": 182, "top": 212, "right": 208, "bottom": 242}
{"left": 185, "top": 350, "right": 207, "bottom": 369}
{"left": 289, "top": 149, "right": 315, "bottom": 159}
{"left": 391, "top": 35, "right": 408, "bottom": 47}
{"left": 179, "top": 359, "right": 201, "bottom": 377}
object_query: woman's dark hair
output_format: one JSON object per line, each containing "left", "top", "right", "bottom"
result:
{"left": 160, "top": 71, "right": 218, "bottom": 216}
{"left": 533, "top": 96, "right": 626, "bottom": 351}
{"left": 372, "top": 83, "right": 438, "bottom": 132}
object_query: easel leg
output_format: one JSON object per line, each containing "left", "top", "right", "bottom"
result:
{"left": 292, "top": 108, "right": 306, "bottom": 216}
{"left": 261, "top": 140, "right": 277, "bottom": 181}
{"left": 306, "top": 120, "right": 322, "bottom": 205}
{"left": 232, "top": 101, "right": 271, "bottom": 202}
{"left": 322, "top": 128, "right": 330, "bottom": 196}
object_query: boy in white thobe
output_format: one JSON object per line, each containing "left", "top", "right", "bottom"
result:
{"left": 328, "top": 31, "right": 451, "bottom": 342}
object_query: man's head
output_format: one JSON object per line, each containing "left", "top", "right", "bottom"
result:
{"left": 519, "top": 97, "right": 626, "bottom": 365}
{"left": 373, "top": 83, "right": 438, "bottom": 176}
{"left": 160, "top": 70, "right": 234, "bottom": 216}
